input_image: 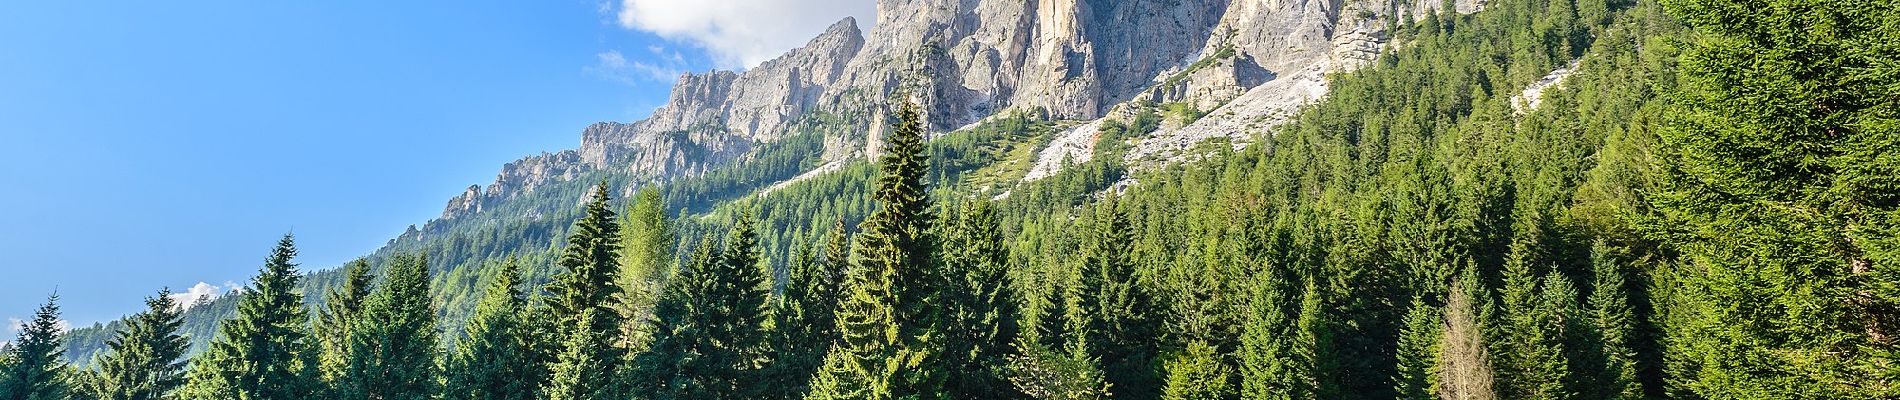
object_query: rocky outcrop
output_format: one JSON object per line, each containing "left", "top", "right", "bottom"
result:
{"left": 443, "top": 0, "right": 1476, "bottom": 220}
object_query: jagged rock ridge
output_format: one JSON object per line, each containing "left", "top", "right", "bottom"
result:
{"left": 442, "top": 0, "right": 1462, "bottom": 221}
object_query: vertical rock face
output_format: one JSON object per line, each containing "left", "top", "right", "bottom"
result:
{"left": 443, "top": 0, "right": 1464, "bottom": 220}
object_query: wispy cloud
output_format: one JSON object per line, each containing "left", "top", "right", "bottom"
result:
{"left": 586, "top": 50, "right": 684, "bottom": 85}
{"left": 612, "top": 0, "right": 875, "bottom": 69}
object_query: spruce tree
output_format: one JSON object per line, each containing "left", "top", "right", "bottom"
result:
{"left": 1072, "top": 196, "right": 1160, "bottom": 399}
{"left": 183, "top": 234, "right": 320, "bottom": 399}
{"left": 1584, "top": 243, "right": 1639, "bottom": 400}
{"left": 317, "top": 258, "right": 373, "bottom": 389}
{"left": 1159, "top": 340, "right": 1232, "bottom": 400}
{"left": 447, "top": 258, "right": 535, "bottom": 400}
{"left": 1393, "top": 297, "right": 1442, "bottom": 400}
{"left": 702, "top": 214, "right": 771, "bottom": 397}
{"left": 764, "top": 222, "right": 849, "bottom": 399}
{"left": 545, "top": 308, "right": 614, "bottom": 400}
{"left": 806, "top": 99, "right": 937, "bottom": 399}
{"left": 1655, "top": 0, "right": 1900, "bottom": 396}
{"left": 1, "top": 294, "right": 69, "bottom": 400}
{"left": 632, "top": 235, "right": 721, "bottom": 398}
{"left": 938, "top": 200, "right": 1020, "bottom": 398}
{"left": 337, "top": 254, "right": 440, "bottom": 400}
{"left": 543, "top": 182, "right": 628, "bottom": 398}
{"left": 1239, "top": 265, "right": 1312, "bottom": 400}
{"left": 87, "top": 288, "right": 189, "bottom": 400}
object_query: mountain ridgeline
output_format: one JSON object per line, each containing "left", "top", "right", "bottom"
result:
{"left": 14, "top": 0, "right": 1898, "bottom": 398}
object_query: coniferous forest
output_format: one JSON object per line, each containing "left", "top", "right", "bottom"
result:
{"left": 4, "top": 0, "right": 1898, "bottom": 399}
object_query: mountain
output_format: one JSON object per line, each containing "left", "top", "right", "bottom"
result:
{"left": 63, "top": 0, "right": 1499, "bottom": 361}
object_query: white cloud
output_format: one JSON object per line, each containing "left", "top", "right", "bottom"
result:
{"left": 168, "top": 281, "right": 242, "bottom": 310}
{"left": 587, "top": 50, "right": 685, "bottom": 85}
{"left": 615, "top": 0, "right": 875, "bottom": 69}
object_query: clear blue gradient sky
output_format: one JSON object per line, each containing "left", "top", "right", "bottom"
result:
{"left": 0, "top": 0, "right": 869, "bottom": 330}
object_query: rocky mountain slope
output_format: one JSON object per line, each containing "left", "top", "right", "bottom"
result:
{"left": 438, "top": 0, "right": 1485, "bottom": 223}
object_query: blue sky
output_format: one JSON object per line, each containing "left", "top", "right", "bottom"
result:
{"left": 0, "top": 0, "right": 873, "bottom": 332}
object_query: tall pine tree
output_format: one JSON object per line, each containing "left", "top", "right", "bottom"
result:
{"left": 447, "top": 258, "right": 536, "bottom": 400}
{"left": 337, "top": 254, "right": 440, "bottom": 400}
{"left": 1, "top": 294, "right": 69, "bottom": 400}
{"left": 806, "top": 99, "right": 937, "bottom": 400}
{"left": 543, "top": 182, "right": 628, "bottom": 398}
{"left": 316, "top": 258, "right": 373, "bottom": 390}
{"left": 87, "top": 288, "right": 189, "bottom": 400}
{"left": 938, "top": 200, "right": 1021, "bottom": 398}
{"left": 182, "top": 234, "right": 320, "bottom": 399}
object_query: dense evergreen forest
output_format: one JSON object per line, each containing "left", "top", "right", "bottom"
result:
{"left": 7, "top": 0, "right": 1898, "bottom": 398}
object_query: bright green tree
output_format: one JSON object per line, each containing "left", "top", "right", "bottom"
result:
{"left": 446, "top": 258, "right": 536, "bottom": 400}
{"left": 1655, "top": 0, "right": 1900, "bottom": 397}
{"left": 86, "top": 289, "right": 189, "bottom": 400}
{"left": 1159, "top": 340, "right": 1232, "bottom": 400}
{"left": 1, "top": 295, "right": 70, "bottom": 400}
{"left": 617, "top": 188, "right": 676, "bottom": 350}
{"left": 1584, "top": 243, "right": 1640, "bottom": 400}
{"left": 316, "top": 258, "right": 373, "bottom": 389}
{"left": 182, "top": 234, "right": 320, "bottom": 399}
{"left": 337, "top": 254, "right": 440, "bottom": 400}
{"left": 1393, "top": 297, "right": 1443, "bottom": 400}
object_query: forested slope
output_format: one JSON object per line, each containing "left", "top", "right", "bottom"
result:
{"left": 24, "top": 0, "right": 1898, "bottom": 398}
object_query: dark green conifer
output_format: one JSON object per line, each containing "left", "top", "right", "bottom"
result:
{"left": 938, "top": 200, "right": 1020, "bottom": 398}
{"left": 182, "top": 234, "right": 320, "bottom": 399}
{"left": 446, "top": 258, "right": 535, "bottom": 400}
{"left": 1, "top": 294, "right": 69, "bottom": 400}
{"left": 543, "top": 182, "right": 628, "bottom": 397}
{"left": 807, "top": 100, "right": 937, "bottom": 399}
{"left": 87, "top": 289, "right": 189, "bottom": 400}
{"left": 337, "top": 254, "right": 439, "bottom": 399}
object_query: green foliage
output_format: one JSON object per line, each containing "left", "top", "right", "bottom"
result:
{"left": 1006, "top": 343, "right": 1108, "bottom": 400}
{"left": 1160, "top": 340, "right": 1232, "bottom": 400}
{"left": 763, "top": 223, "right": 851, "bottom": 399}
{"left": 182, "top": 235, "right": 320, "bottom": 399}
{"left": 937, "top": 200, "right": 1022, "bottom": 398}
{"left": 1653, "top": 0, "right": 1900, "bottom": 397}
{"left": 633, "top": 214, "right": 772, "bottom": 399}
{"left": 336, "top": 254, "right": 440, "bottom": 400}
{"left": 542, "top": 182, "right": 629, "bottom": 397}
{"left": 807, "top": 100, "right": 941, "bottom": 400}
{"left": 84, "top": 289, "right": 188, "bottom": 400}
{"left": 316, "top": 258, "right": 372, "bottom": 390}
{"left": 2, "top": 295, "right": 70, "bottom": 400}
{"left": 446, "top": 259, "right": 536, "bottom": 400}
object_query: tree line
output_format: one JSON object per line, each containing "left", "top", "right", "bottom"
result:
{"left": 4, "top": 0, "right": 1896, "bottom": 398}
